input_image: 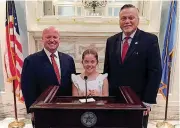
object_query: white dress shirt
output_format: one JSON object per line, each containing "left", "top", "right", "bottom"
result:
{"left": 121, "top": 30, "right": 136, "bottom": 54}
{"left": 44, "top": 48, "right": 61, "bottom": 76}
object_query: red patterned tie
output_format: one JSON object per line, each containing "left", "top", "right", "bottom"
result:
{"left": 122, "top": 37, "right": 130, "bottom": 62}
{"left": 50, "top": 54, "right": 61, "bottom": 84}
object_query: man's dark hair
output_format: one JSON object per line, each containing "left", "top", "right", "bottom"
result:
{"left": 120, "top": 4, "right": 136, "bottom": 11}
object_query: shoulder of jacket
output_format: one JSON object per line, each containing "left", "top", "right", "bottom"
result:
{"left": 107, "top": 32, "right": 121, "bottom": 41}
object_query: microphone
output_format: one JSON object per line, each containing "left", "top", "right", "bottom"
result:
{"left": 84, "top": 76, "right": 88, "bottom": 80}
{"left": 84, "top": 76, "right": 88, "bottom": 103}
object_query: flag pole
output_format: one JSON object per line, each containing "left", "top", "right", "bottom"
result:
{"left": 12, "top": 80, "right": 18, "bottom": 121}
{"left": 156, "top": 62, "right": 174, "bottom": 128}
{"left": 8, "top": 80, "right": 25, "bottom": 128}
{"left": 164, "top": 62, "right": 171, "bottom": 121}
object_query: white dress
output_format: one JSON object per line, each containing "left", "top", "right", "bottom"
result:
{"left": 71, "top": 73, "right": 108, "bottom": 96}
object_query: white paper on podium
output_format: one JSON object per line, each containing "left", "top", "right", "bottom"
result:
{"left": 79, "top": 98, "right": 95, "bottom": 103}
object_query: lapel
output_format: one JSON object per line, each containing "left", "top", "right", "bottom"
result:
{"left": 116, "top": 32, "right": 123, "bottom": 64}
{"left": 58, "top": 52, "right": 64, "bottom": 82}
{"left": 123, "top": 29, "right": 141, "bottom": 62}
{"left": 39, "top": 49, "right": 60, "bottom": 84}
{"left": 39, "top": 49, "right": 53, "bottom": 71}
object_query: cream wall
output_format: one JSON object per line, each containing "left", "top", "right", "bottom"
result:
{"left": 0, "top": 0, "right": 179, "bottom": 120}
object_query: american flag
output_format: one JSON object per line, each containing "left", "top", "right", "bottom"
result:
{"left": 4, "top": 1, "right": 24, "bottom": 101}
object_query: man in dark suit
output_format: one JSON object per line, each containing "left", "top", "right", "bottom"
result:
{"left": 21, "top": 26, "right": 76, "bottom": 122}
{"left": 103, "top": 4, "right": 162, "bottom": 128}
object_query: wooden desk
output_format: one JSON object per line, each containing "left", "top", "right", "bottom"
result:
{"left": 30, "top": 86, "right": 147, "bottom": 128}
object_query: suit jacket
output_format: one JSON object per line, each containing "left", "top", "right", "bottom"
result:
{"left": 21, "top": 49, "right": 76, "bottom": 113}
{"left": 103, "top": 29, "right": 162, "bottom": 103}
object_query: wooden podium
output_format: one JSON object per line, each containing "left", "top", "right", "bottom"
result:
{"left": 30, "top": 86, "right": 147, "bottom": 128}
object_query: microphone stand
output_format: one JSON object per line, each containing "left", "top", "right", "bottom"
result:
{"left": 84, "top": 76, "right": 88, "bottom": 103}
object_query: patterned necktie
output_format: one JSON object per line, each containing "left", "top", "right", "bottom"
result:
{"left": 122, "top": 37, "right": 130, "bottom": 62}
{"left": 50, "top": 54, "right": 61, "bottom": 84}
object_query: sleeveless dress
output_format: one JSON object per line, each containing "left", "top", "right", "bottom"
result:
{"left": 71, "top": 73, "right": 108, "bottom": 96}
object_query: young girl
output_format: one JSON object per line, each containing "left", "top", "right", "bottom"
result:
{"left": 71, "top": 48, "right": 108, "bottom": 96}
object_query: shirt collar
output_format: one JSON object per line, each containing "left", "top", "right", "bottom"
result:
{"left": 122, "top": 29, "right": 137, "bottom": 40}
{"left": 44, "top": 48, "right": 58, "bottom": 58}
